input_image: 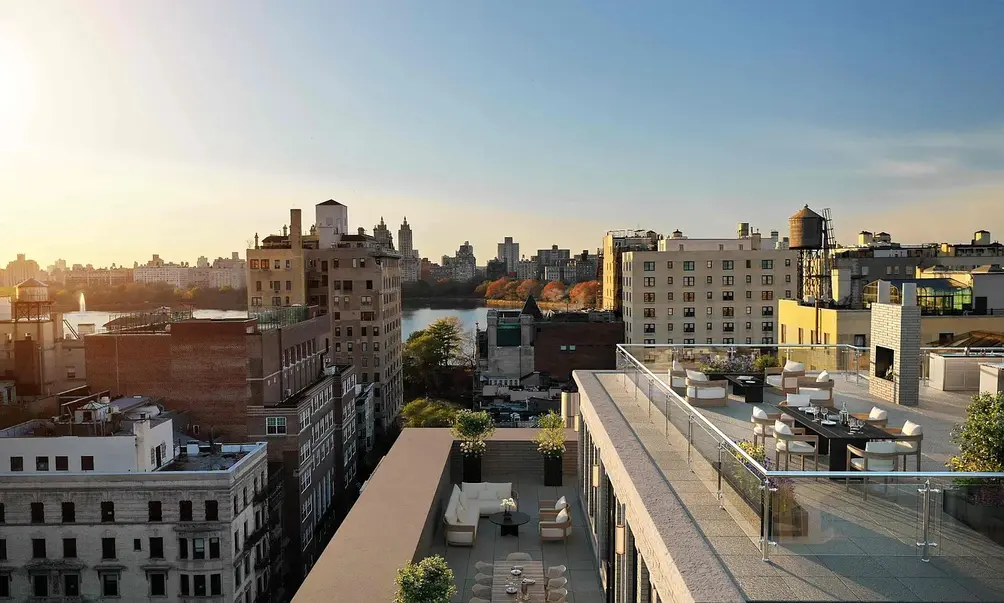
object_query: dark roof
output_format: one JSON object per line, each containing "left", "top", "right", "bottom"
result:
{"left": 318, "top": 199, "right": 344, "bottom": 206}
{"left": 935, "top": 331, "right": 1004, "bottom": 348}
{"left": 790, "top": 204, "right": 822, "bottom": 219}
{"left": 520, "top": 295, "right": 544, "bottom": 320}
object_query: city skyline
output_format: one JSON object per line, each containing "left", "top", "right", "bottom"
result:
{"left": 3, "top": 1, "right": 1004, "bottom": 266}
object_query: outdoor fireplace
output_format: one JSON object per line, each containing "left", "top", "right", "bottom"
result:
{"left": 875, "top": 346, "right": 895, "bottom": 380}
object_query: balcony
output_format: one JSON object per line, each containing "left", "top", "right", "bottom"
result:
{"left": 583, "top": 343, "right": 1004, "bottom": 602}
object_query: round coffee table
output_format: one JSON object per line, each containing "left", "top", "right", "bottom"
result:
{"left": 488, "top": 511, "right": 530, "bottom": 537}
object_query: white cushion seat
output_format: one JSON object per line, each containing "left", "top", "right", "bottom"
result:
{"left": 816, "top": 370, "right": 831, "bottom": 382}
{"left": 462, "top": 482, "right": 515, "bottom": 516}
{"left": 778, "top": 440, "right": 815, "bottom": 454}
{"left": 785, "top": 393, "right": 811, "bottom": 407}
{"left": 671, "top": 376, "right": 687, "bottom": 388}
{"left": 765, "top": 374, "right": 783, "bottom": 388}
{"left": 801, "top": 388, "right": 832, "bottom": 401}
{"left": 849, "top": 441, "right": 897, "bottom": 471}
{"left": 686, "top": 386, "right": 727, "bottom": 399}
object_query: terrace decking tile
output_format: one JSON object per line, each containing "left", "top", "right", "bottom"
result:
{"left": 838, "top": 576, "right": 921, "bottom": 602}
{"left": 781, "top": 575, "right": 859, "bottom": 601}
{"left": 900, "top": 577, "right": 982, "bottom": 602}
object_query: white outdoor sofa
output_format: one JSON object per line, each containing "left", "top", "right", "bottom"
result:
{"left": 461, "top": 482, "right": 517, "bottom": 516}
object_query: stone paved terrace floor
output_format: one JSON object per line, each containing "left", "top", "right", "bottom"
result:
{"left": 429, "top": 478, "right": 604, "bottom": 603}
{"left": 597, "top": 371, "right": 1004, "bottom": 602}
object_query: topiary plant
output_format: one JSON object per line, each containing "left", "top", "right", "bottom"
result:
{"left": 451, "top": 410, "right": 495, "bottom": 457}
{"left": 395, "top": 555, "right": 457, "bottom": 603}
{"left": 534, "top": 411, "right": 566, "bottom": 458}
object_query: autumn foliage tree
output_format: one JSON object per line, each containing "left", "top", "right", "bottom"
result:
{"left": 569, "top": 280, "right": 601, "bottom": 308}
{"left": 484, "top": 277, "right": 509, "bottom": 299}
{"left": 516, "top": 280, "right": 542, "bottom": 299}
{"left": 541, "top": 281, "right": 567, "bottom": 302}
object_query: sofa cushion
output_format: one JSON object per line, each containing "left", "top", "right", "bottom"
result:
{"left": 462, "top": 482, "right": 486, "bottom": 494}
{"left": 555, "top": 508, "right": 569, "bottom": 524}
{"left": 686, "top": 386, "right": 726, "bottom": 399}
{"left": 816, "top": 370, "right": 830, "bottom": 382}
{"left": 494, "top": 483, "right": 512, "bottom": 499}
{"left": 449, "top": 530, "right": 475, "bottom": 545}
{"left": 785, "top": 393, "right": 811, "bottom": 407}
{"left": 686, "top": 369, "right": 708, "bottom": 382}
{"left": 803, "top": 388, "right": 831, "bottom": 401}
{"left": 783, "top": 360, "right": 805, "bottom": 372}
{"left": 765, "top": 375, "right": 783, "bottom": 388}
{"left": 902, "top": 420, "right": 922, "bottom": 436}
{"left": 778, "top": 439, "right": 815, "bottom": 454}
{"left": 774, "top": 420, "right": 793, "bottom": 436}
{"left": 541, "top": 526, "right": 567, "bottom": 539}
{"left": 868, "top": 407, "right": 888, "bottom": 421}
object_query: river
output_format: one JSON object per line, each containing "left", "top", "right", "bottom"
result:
{"left": 62, "top": 305, "right": 490, "bottom": 339}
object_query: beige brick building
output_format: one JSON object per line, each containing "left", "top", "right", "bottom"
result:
{"left": 622, "top": 231, "right": 797, "bottom": 345}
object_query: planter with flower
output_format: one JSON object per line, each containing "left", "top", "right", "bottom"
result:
{"left": 500, "top": 497, "right": 517, "bottom": 519}
{"left": 698, "top": 355, "right": 757, "bottom": 380}
{"left": 452, "top": 410, "right": 495, "bottom": 483}
{"left": 943, "top": 391, "right": 1004, "bottom": 546}
{"left": 535, "top": 412, "right": 566, "bottom": 486}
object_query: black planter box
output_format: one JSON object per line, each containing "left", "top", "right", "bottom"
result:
{"left": 544, "top": 456, "right": 563, "bottom": 487}
{"left": 944, "top": 487, "right": 1004, "bottom": 547}
{"left": 463, "top": 455, "right": 482, "bottom": 483}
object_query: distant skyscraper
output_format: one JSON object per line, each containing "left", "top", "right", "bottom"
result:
{"left": 373, "top": 217, "right": 394, "bottom": 251}
{"left": 497, "top": 237, "right": 519, "bottom": 275}
{"left": 398, "top": 217, "right": 419, "bottom": 282}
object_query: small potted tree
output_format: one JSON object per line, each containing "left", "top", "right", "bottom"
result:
{"left": 944, "top": 391, "right": 1004, "bottom": 545}
{"left": 452, "top": 410, "right": 495, "bottom": 483}
{"left": 753, "top": 354, "right": 781, "bottom": 374}
{"left": 395, "top": 555, "right": 457, "bottom": 603}
{"left": 535, "top": 411, "right": 566, "bottom": 486}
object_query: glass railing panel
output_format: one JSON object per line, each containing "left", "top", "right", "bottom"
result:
{"left": 716, "top": 443, "right": 768, "bottom": 542}
{"left": 931, "top": 476, "right": 1004, "bottom": 563}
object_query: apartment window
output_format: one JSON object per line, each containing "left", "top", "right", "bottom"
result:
{"left": 643, "top": 292, "right": 656, "bottom": 303}
{"left": 762, "top": 337, "right": 775, "bottom": 344}
{"left": 762, "top": 259, "right": 774, "bottom": 269}
{"left": 762, "top": 322, "right": 774, "bottom": 332}
{"left": 746, "top": 259, "right": 752, "bottom": 268}
{"left": 180, "top": 500, "right": 193, "bottom": 522}
{"left": 745, "top": 274, "right": 752, "bottom": 284}
{"left": 209, "top": 537, "right": 221, "bottom": 559}
{"left": 643, "top": 277, "right": 655, "bottom": 287}
{"left": 32, "top": 575, "right": 48, "bottom": 597}
{"left": 724, "top": 322, "right": 735, "bottom": 332}
{"left": 643, "top": 324, "right": 656, "bottom": 334}
{"left": 194, "top": 575, "right": 208, "bottom": 597}
{"left": 667, "top": 323, "right": 674, "bottom": 331}
{"left": 723, "top": 307, "right": 734, "bottom": 317}
{"left": 824, "top": 333, "right": 831, "bottom": 345}
{"left": 706, "top": 322, "right": 713, "bottom": 331}
{"left": 761, "top": 275, "right": 774, "bottom": 285}
{"left": 746, "top": 322, "right": 753, "bottom": 330}
{"left": 666, "top": 308, "right": 674, "bottom": 316}
{"left": 178, "top": 538, "right": 188, "bottom": 559}
{"left": 643, "top": 261, "right": 656, "bottom": 271}
{"left": 193, "top": 538, "right": 206, "bottom": 560}
{"left": 786, "top": 289, "right": 792, "bottom": 298}
{"left": 721, "top": 275, "right": 735, "bottom": 286}
{"left": 180, "top": 575, "right": 190, "bottom": 596}
{"left": 0, "top": 574, "right": 8, "bottom": 598}
{"left": 684, "top": 338, "right": 695, "bottom": 344}
{"left": 31, "top": 502, "right": 44, "bottom": 523}
{"left": 706, "top": 338, "right": 714, "bottom": 344}
{"left": 702, "top": 260, "right": 711, "bottom": 269}
{"left": 722, "top": 260, "right": 734, "bottom": 270}
{"left": 762, "top": 306, "right": 774, "bottom": 316}
{"left": 684, "top": 323, "right": 695, "bottom": 333}
{"left": 36, "top": 456, "right": 49, "bottom": 471}
{"left": 746, "top": 337, "right": 753, "bottom": 344}
{"left": 683, "top": 261, "right": 695, "bottom": 271}
{"left": 101, "top": 573, "right": 120, "bottom": 597}
{"left": 643, "top": 307, "right": 656, "bottom": 317}
{"left": 234, "top": 531, "right": 240, "bottom": 554}
{"left": 683, "top": 307, "right": 695, "bottom": 317}
{"left": 205, "top": 500, "right": 219, "bottom": 521}
{"left": 149, "top": 501, "right": 162, "bottom": 522}
{"left": 785, "top": 274, "right": 791, "bottom": 283}
{"left": 102, "top": 538, "right": 116, "bottom": 560}
{"left": 55, "top": 456, "right": 69, "bottom": 471}
{"left": 746, "top": 306, "right": 753, "bottom": 315}
{"left": 643, "top": 338, "right": 656, "bottom": 345}
{"left": 61, "top": 502, "right": 74, "bottom": 523}
{"left": 761, "top": 291, "right": 774, "bottom": 301}
{"left": 150, "top": 537, "right": 164, "bottom": 559}
{"left": 347, "top": 327, "right": 353, "bottom": 336}
{"left": 211, "top": 574, "right": 222, "bottom": 596}
{"left": 0, "top": 503, "right": 4, "bottom": 524}
{"left": 746, "top": 291, "right": 753, "bottom": 299}
{"left": 150, "top": 572, "right": 167, "bottom": 597}
{"left": 666, "top": 261, "right": 674, "bottom": 269}
{"left": 785, "top": 258, "right": 792, "bottom": 267}
{"left": 63, "top": 573, "right": 80, "bottom": 597}
{"left": 724, "top": 338, "right": 735, "bottom": 344}
{"left": 683, "top": 277, "right": 695, "bottom": 287}
{"left": 706, "top": 307, "right": 714, "bottom": 315}
{"left": 266, "top": 417, "right": 287, "bottom": 435}
{"left": 722, "top": 291, "right": 734, "bottom": 301}
{"left": 706, "top": 291, "right": 713, "bottom": 300}
{"left": 32, "top": 538, "right": 46, "bottom": 558}
{"left": 9, "top": 456, "right": 22, "bottom": 471}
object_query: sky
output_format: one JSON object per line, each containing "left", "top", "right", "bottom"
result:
{"left": 2, "top": 1, "right": 1004, "bottom": 268}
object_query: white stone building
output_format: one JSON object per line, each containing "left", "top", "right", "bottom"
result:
{"left": 0, "top": 397, "right": 270, "bottom": 602}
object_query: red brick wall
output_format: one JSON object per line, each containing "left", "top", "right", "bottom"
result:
{"left": 534, "top": 322, "right": 624, "bottom": 381}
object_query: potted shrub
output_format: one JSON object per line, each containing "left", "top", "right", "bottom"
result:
{"left": 753, "top": 354, "right": 781, "bottom": 374}
{"left": 395, "top": 555, "right": 457, "bottom": 603}
{"left": 535, "top": 411, "right": 566, "bottom": 486}
{"left": 452, "top": 410, "right": 495, "bottom": 483}
{"left": 699, "top": 355, "right": 756, "bottom": 379}
{"left": 944, "top": 392, "right": 1004, "bottom": 545}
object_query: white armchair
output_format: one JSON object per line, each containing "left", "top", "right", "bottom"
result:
{"left": 684, "top": 370, "right": 728, "bottom": 407}
{"left": 766, "top": 360, "right": 805, "bottom": 393}
{"left": 797, "top": 370, "right": 834, "bottom": 406}
{"left": 886, "top": 420, "right": 924, "bottom": 471}
{"left": 539, "top": 508, "right": 572, "bottom": 542}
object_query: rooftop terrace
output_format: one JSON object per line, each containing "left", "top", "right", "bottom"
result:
{"left": 575, "top": 344, "right": 1004, "bottom": 602}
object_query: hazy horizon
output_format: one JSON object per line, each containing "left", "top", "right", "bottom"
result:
{"left": 4, "top": 1, "right": 1004, "bottom": 268}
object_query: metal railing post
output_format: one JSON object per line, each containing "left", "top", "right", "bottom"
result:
{"left": 761, "top": 478, "right": 776, "bottom": 562}
{"left": 687, "top": 414, "right": 694, "bottom": 471}
{"left": 648, "top": 379, "right": 653, "bottom": 418}
{"left": 917, "top": 479, "right": 939, "bottom": 562}
{"left": 634, "top": 366, "right": 639, "bottom": 400}
{"left": 717, "top": 443, "right": 725, "bottom": 509}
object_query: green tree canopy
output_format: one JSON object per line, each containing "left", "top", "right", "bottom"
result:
{"left": 401, "top": 398, "right": 459, "bottom": 428}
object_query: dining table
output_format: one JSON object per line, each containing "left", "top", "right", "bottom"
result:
{"left": 491, "top": 560, "right": 545, "bottom": 602}
{"left": 775, "top": 405, "right": 891, "bottom": 472}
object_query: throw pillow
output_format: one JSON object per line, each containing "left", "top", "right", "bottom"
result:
{"left": 774, "top": 420, "right": 793, "bottom": 436}
{"left": 685, "top": 369, "right": 708, "bottom": 382}
{"left": 903, "top": 420, "right": 923, "bottom": 436}
{"left": 555, "top": 508, "right": 569, "bottom": 524}
{"left": 783, "top": 360, "right": 805, "bottom": 373}
{"left": 816, "top": 370, "right": 830, "bottom": 382}
{"left": 868, "top": 407, "right": 887, "bottom": 420}
{"left": 752, "top": 406, "right": 769, "bottom": 420}
{"left": 554, "top": 495, "right": 567, "bottom": 510}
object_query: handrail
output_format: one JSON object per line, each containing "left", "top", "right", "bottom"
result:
{"left": 616, "top": 343, "right": 1004, "bottom": 481}
{"left": 617, "top": 347, "right": 770, "bottom": 475}
{"left": 620, "top": 342, "right": 1004, "bottom": 353}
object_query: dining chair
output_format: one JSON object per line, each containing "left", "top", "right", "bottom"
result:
{"left": 546, "top": 576, "right": 568, "bottom": 591}
{"left": 474, "top": 561, "right": 493, "bottom": 573}
{"left": 506, "top": 552, "right": 532, "bottom": 562}
{"left": 472, "top": 584, "right": 492, "bottom": 598}
{"left": 885, "top": 420, "right": 924, "bottom": 471}
{"left": 545, "top": 565, "right": 567, "bottom": 579}
{"left": 474, "top": 573, "right": 493, "bottom": 586}
{"left": 751, "top": 406, "right": 781, "bottom": 447}
{"left": 851, "top": 406, "right": 889, "bottom": 428}
{"left": 846, "top": 440, "right": 899, "bottom": 500}
{"left": 546, "top": 587, "right": 568, "bottom": 602}
{"left": 773, "top": 420, "right": 818, "bottom": 470}
{"left": 469, "top": 598, "right": 491, "bottom": 603}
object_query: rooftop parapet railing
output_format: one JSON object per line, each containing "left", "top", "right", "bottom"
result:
{"left": 614, "top": 344, "right": 1004, "bottom": 564}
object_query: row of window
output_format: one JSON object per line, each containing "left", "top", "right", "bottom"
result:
{"left": 333, "top": 325, "right": 382, "bottom": 338}
{"left": 641, "top": 259, "right": 790, "bottom": 271}
{"left": 0, "top": 570, "right": 139, "bottom": 598}
{"left": 7, "top": 454, "right": 94, "bottom": 472}
{"left": 641, "top": 274, "right": 788, "bottom": 287}
{"left": 644, "top": 306, "right": 775, "bottom": 317}
{"left": 331, "top": 279, "right": 375, "bottom": 291}
{"left": 250, "top": 258, "right": 292, "bottom": 271}
{"left": 0, "top": 499, "right": 218, "bottom": 524}
{"left": 642, "top": 321, "right": 774, "bottom": 333}
{"left": 640, "top": 337, "right": 776, "bottom": 345}
{"left": 634, "top": 290, "right": 788, "bottom": 303}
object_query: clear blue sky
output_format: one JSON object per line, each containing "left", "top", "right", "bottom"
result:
{"left": 3, "top": 0, "right": 1004, "bottom": 267}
